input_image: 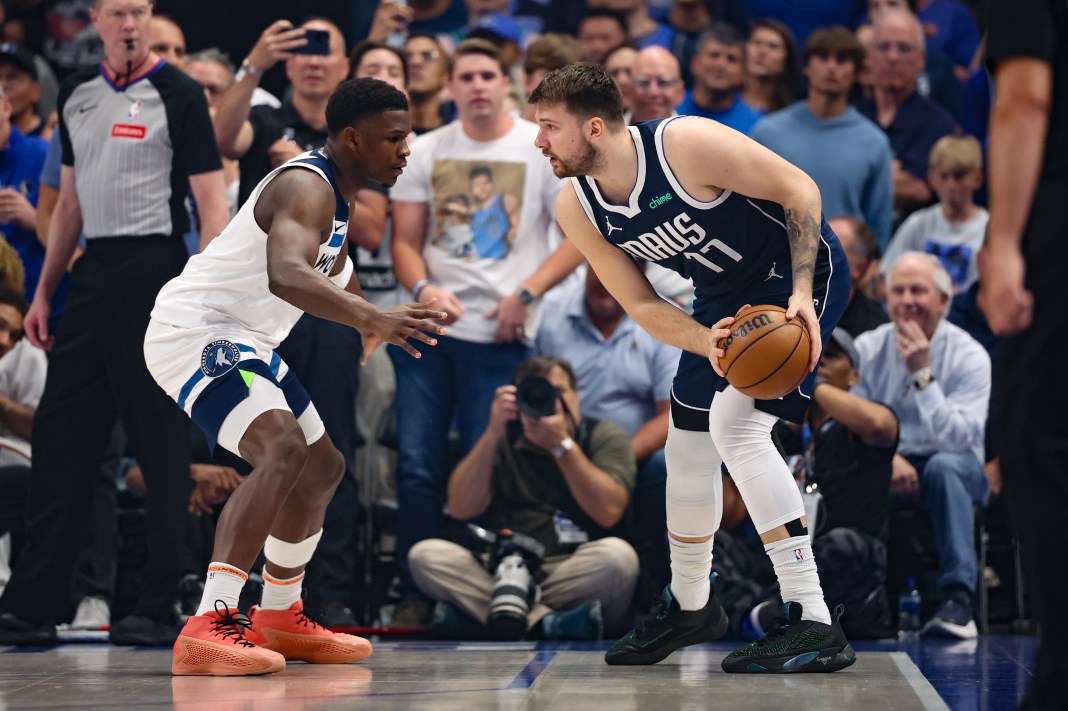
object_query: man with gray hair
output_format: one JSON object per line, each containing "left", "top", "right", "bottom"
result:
{"left": 628, "top": 45, "right": 683, "bottom": 123}
{"left": 856, "top": 10, "right": 955, "bottom": 219}
{"left": 854, "top": 251, "right": 991, "bottom": 639}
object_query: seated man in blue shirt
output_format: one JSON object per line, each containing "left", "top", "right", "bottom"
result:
{"left": 854, "top": 251, "right": 990, "bottom": 639}
{"left": 536, "top": 264, "right": 679, "bottom": 601}
{"left": 676, "top": 24, "right": 763, "bottom": 135}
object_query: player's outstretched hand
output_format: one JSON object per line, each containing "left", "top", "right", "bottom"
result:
{"left": 359, "top": 298, "right": 448, "bottom": 364}
{"left": 786, "top": 292, "right": 821, "bottom": 371}
{"left": 708, "top": 303, "right": 751, "bottom": 377}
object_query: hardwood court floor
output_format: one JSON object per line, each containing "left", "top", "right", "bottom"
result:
{"left": 0, "top": 636, "right": 1036, "bottom": 710}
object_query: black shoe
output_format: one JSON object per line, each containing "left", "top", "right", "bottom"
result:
{"left": 721, "top": 602, "right": 856, "bottom": 673}
{"left": 177, "top": 573, "right": 204, "bottom": 620}
{"left": 431, "top": 602, "right": 487, "bottom": 640}
{"left": 0, "top": 611, "right": 57, "bottom": 646}
{"left": 605, "top": 586, "right": 727, "bottom": 665}
{"left": 321, "top": 601, "right": 359, "bottom": 628}
{"left": 390, "top": 597, "right": 433, "bottom": 630}
{"left": 921, "top": 598, "right": 977, "bottom": 639}
{"left": 108, "top": 614, "right": 179, "bottom": 646}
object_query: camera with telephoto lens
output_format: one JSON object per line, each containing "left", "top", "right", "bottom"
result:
{"left": 467, "top": 524, "right": 545, "bottom": 640}
{"left": 515, "top": 375, "right": 559, "bottom": 419}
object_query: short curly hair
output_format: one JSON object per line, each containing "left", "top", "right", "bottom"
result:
{"left": 325, "top": 78, "right": 409, "bottom": 137}
{"left": 0, "top": 237, "right": 25, "bottom": 296}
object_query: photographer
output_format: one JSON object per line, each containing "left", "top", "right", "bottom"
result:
{"left": 408, "top": 356, "right": 639, "bottom": 640}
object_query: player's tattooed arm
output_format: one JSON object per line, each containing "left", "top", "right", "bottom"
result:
{"left": 783, "top": 206, "right": 820, "bottom": 293}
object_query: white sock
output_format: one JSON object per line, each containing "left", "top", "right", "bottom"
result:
{"left": 765, "top": 535, "right": 831, "bottom": 624}
{"left": 669, "top": 536, "right": 713, "bottom": 611}
{"left": 260, "top": 570, "right": 304, "bottom": 610}
{"left": 196, "top": 562, "right": 248, "bottom": 616}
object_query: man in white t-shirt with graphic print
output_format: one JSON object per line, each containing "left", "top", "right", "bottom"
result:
{"left": 389, "top": 38, "right": 583, "bottom": 626}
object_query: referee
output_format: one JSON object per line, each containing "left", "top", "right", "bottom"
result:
{"left": 0, "top": 0, "right": 228, "bottom": 646}
{"left": 981, "top": 1, "right": 1067, "bottom": 709}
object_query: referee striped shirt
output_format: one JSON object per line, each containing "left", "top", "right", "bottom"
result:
{"left": 57, "top": 59, "right": 221, "bottom": 239}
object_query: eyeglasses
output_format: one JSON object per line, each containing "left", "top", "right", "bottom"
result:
{"left": 631, "top": 76, "right": 680, "bottom": 90}
{"left": 874, "top": 41, "right": 917, "bottom": 55}
{"left": 404, "top": 49, "right": 442, "bottom": 63}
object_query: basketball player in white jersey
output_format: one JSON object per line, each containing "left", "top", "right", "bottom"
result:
{"left": 144, "top": 78, "right": 446, "bottom": 676}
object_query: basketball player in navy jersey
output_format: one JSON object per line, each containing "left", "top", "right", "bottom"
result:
{"left": 529, "top": 63, "right": 855, "bottom": 672}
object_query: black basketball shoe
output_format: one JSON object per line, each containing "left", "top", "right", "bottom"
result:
{"left": 721, "top": 602, "right": 856, "bottom": 673}
{"left": 605, "top": 585, "right": 728, "bottom": 665}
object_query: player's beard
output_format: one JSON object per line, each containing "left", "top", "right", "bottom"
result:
{"left": 551, "top": 138, "right": 602, "bottom": 178}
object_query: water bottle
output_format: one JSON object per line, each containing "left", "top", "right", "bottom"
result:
{"left": 897, "top": 576, "right": 922, "bottom": 637}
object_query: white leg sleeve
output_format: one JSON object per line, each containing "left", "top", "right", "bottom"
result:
{"left": 708, "top": 387, "right": 805, "bottom": 534}
{"left": 664, "top": 415, "right": 724, "bottom": 538}
{"left": 664, "top": 415, "right": 723, "bottom": 610}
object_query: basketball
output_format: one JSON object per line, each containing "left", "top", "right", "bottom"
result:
{"left": 718, "top": 305, "right": 811, "bottom": 400}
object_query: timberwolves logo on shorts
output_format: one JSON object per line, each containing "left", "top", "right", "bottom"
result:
{"left": 200, "top": 340, "right": 241, "bottom": 377}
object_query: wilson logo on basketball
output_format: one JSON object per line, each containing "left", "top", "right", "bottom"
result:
{"left": 111, "top": 124, "right": 146, "bottom": 139}
{"left": 722, "top": 313, "right": 774, "bottom": 351}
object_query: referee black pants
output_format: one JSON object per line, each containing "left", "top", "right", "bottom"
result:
{"left": 0, "top": 236, "right": 192, "bottom": 625}
{"left": 998, "top": 183, "right": 1068, "bottom": 710}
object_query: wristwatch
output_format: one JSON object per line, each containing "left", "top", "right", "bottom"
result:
{"left": 516, "top": 286, "right": 537, "bottom": 306}
{"left": 912, "top": 367, "right": 935, "bottom": 391}
{"left": 552, "top": 436, "right": 575, "bottom": 459}
{"left": 412, "top": 278, "right": 433, "bottom": 301}
{"left": 235, "top": 58, "right": 263, "bottom": 83}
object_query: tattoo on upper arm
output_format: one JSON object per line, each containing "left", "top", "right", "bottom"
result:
{"left": 784, "top": 207, "right": 819, "bottom": 287}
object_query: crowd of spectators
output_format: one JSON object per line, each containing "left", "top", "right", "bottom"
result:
{"left": 0, "top": 0, "right": 1006, "bottom": 646}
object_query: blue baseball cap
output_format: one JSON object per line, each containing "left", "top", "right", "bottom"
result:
{"left": 471, "top": 13, "right": 524, "bottom": 45}
{"left": 0, "top": 43, "right": 37, "bottom": 80}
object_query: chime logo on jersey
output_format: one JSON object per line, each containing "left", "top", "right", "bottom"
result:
{"left": 200, "top": 340, "right": 240, "bottom": 377}
{"left": 617, "top": 211, "right": 744, "bottom": 273}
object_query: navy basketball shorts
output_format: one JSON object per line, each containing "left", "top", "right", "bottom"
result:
{"left": 143, "top": 320, "right": 326, "bottom": 456}
{"left": 670, "top": 227, "right": 851, "bottom": 430}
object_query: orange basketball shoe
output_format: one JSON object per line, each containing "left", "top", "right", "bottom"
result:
{"left": 246, "top": 600, "right": 373, "bottom": 664}
{"left": 172, "top": 603, "right": 286, "bottom": 676}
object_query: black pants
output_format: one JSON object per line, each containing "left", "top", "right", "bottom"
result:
{"left": 0, "top": 464, "right": 29, "bottom": 541}
{"left": 275, "top": 313, "right": 363, "bottom": 608}
{"left": 0, "top": 236, "right": 192, "bottom": 624}
{"left": 998, "top": 182, "right": 1068, "bottom": 710}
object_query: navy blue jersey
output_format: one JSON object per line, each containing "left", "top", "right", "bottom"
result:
{"left": 289, "top": 148, "right": 351, "bottom": 228}
{"left": 571, "top": 117, "right": 798, "bottom": 305}
{"left": 570, "top": 116, "right": 851, "bottom": 426}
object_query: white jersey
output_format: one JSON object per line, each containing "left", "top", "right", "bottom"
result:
{"left": 150, "top": 150, "right": 352, "bottom": 349}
